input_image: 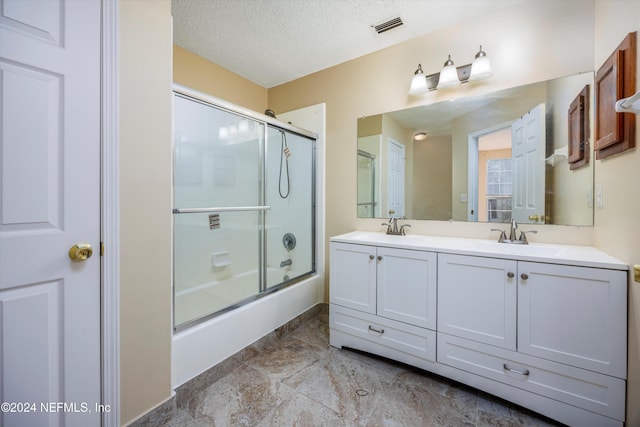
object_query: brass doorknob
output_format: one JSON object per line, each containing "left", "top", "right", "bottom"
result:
{"left": 69, "top": 243, "right": 93, "bottom": 261}
{"left": 528, "top": 215, "right": 540, "bottom": 221}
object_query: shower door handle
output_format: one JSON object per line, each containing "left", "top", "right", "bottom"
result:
{"left": 173, "top": 206, "right": 271, "bottom": 214}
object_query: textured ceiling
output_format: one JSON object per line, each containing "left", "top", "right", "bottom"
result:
{"left": 172, "top": 0, "right": 523, "bottom": 88}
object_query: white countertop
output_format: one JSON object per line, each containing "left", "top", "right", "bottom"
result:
{"left": 331, "top": 231, "right": 628, "bottom": 271}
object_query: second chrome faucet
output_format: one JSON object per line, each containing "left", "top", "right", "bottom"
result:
{"left": 382, "top": 216, "right": 411, "bottom": 236}
{"left": 491, "top": 219, "right": 537, "bottom": 244}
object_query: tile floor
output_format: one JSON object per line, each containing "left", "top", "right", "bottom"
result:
{"left": 163, "top": 310, "right": 562, "bottom": 426}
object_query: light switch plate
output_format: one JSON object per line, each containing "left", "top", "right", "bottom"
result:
{"left": 596, "top": 185, "right": 603, "bottom": 209}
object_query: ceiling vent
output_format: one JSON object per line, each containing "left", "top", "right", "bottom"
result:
{"left": 372, "top": 16, "right": 404, "bottom": 35}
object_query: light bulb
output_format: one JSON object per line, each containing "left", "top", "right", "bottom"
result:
{"left": 436, "top": 55, "right": 460, "bottom": 89}
{"left": 409, "top": 64, "right": 428, "bottom": 95}
{"left": 470, "top": 46, "right": 492, "bottom": 81}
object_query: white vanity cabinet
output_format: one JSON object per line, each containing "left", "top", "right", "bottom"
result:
{"left": 329, "top": 242, "right": 376, "bottom": 314}
{"left": 437, "top": 253, "right": 627, "bottom": 424}
{"left": 329, "top": 242, "right": 438, "bottom": 368}
{"left": 329, "top": 232, "right": 628, "bottom": 427}
{"left": 437, "top": 254, "right": 517, "bottom": 350}
{"left": 437, "top": 254, "right": 627, "bottom": 377}
{"left": 517, "top": 261, "right": 627, "bottom": 378}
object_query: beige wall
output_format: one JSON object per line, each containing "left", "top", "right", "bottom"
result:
{"left": 592, "top": 1, "right": 640, "bottom": 425}
{"left": 174, "top": 45, "right": 268, "bottom": 112}
{"left": 413, "top": 135, "right": 453, "bottom": 220}
{"left": 119, "top": 1, "right": 173, "bottom": 424}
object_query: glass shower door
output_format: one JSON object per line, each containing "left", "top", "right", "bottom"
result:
{"left": 264, "top": 125, "right": 315, "bottom": 290}
{"left": 173, "top": 94, "right": 265, "bottom": 328}
{"left": 357, "top": 149, "right": 376, "bottom": 218}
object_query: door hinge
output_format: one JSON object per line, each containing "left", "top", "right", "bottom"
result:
{"left": 100, "top": 242, "right": 105, "bottom": 257}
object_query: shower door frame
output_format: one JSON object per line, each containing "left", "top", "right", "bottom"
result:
{"left": 172, "top": 85, "right": 317, "bottom": 331}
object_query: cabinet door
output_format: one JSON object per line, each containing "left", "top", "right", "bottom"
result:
{"left": 518, "top": 262, "right": 627, "bottom": 379}
{"left": 329, "top": 242, "right": 376, "bottom": 313}
{"left": 438, "top": 254, "right": 517, "bottom": 350}
{"left": 377, "top": 247, "right": 437, "bottom": 329}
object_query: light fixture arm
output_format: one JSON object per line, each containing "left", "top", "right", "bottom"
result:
{"left": 420, "top": 63, "right": 473, "bottom": 91}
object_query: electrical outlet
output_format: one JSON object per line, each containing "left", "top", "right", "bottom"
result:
{"left": 596, "top": 185, "right": 604, "bottom": 209}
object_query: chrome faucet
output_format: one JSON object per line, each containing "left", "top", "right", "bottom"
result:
{"left": 381, "top": 216, "right": 411, "bottom": 236}
{"left": 280, "top": 259, "right": 292, "bottom": 268}
{"left": 491, "top": 218, "right": 537, "bottom": 245}
{"left": 509, "top": 218, "right": 518, "bottom": 241}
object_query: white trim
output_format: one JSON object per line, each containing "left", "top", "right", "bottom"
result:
{"left": 101, "top": 0, "right": 120, "bottom": 425}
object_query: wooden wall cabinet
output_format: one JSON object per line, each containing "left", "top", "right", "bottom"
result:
{"left": 594, "top": 32, "right": 636, "bottom": 159}
{"left": 568, "top": 85, "right": 590, "bottom": 170}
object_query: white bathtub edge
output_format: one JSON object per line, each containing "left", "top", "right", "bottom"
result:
{"left": 171, "top": 274, "right": 324, "bottom": 388}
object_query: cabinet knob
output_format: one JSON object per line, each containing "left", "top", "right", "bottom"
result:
{"left": 507, "top": 272, "right": 515, "bottom": 278}
{"left": 377, "top": 255, "right": 382, "bottom": 261}
{"left": 369, "top": 254, "right": 375, "bottom": 260}
{"left": 521, "top": 273, "right": 529, "bottom": 280}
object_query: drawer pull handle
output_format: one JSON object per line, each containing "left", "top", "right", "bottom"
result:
{"left": 377, "top": 255, "right": 383, "bottom": 261}
{"left": 368, "top": 325, "right": 384, "bottom": 334}
{"left": 507, "top": 272, "right": 515, "bottom": 278}
{"left": 521, "top": 273, "right": 529, "bottom": 280}
{"left": 503, "top": 364, "right": 530, "bottom": 376}
{"left": 369, "top": 254, "right": 375, "bottom": 260}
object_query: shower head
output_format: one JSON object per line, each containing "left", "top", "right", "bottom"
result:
{"left": 264, "top": 109, "right": 276, "bottom": 118}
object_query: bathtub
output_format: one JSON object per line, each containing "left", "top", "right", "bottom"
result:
{"left": 174, "top": 268, "right": 311, "bottom": 328}
{"left": 172, "top": 271, "right": 323, "bottom": 388}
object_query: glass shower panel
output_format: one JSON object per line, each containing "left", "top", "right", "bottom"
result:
{"left": 357, "top": 150, "right": 376, "bottom": 218}
{"left": 265, "top": 125, "right": 315, "bottom": 290}
{"left": 173, "top": 94, "right": 265, "bottom": 327}
{"left": 173, "top": 211, "right": 260, "bottom": 326}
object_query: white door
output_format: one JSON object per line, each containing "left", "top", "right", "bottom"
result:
{"left": 387, "top": 139, "right": 405, "bottom": 217}
{"left": 0, "top": 1, "right": 102, "bottom": 426}
{"left": 511, "top": 104, "right": 546, "bottom": 223}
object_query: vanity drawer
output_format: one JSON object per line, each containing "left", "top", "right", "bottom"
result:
{"left": 330, "top": 304, "right": 436, "bottom": 362}
{"left": 437, "top": 333, "right": 625, "bottom": 421}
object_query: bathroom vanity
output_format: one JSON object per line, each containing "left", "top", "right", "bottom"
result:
{"left": 329, "top": 231, "right": 628, "bottom": 427}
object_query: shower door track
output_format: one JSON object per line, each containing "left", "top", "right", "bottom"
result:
{"left": 173, "top": 206, "right": 271, "bottom": 214}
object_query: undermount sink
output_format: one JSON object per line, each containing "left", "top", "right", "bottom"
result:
{"left": 468, "top": 240, "right": 563, "bottom": 257}
{"left": 349, "top": 232, "right": 431, "bottom": 246}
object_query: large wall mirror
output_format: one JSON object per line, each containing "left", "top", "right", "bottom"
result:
{"left": 357, "top": 72, "right": 595, "bottom": 226}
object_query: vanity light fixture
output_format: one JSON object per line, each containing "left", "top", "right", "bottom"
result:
{"left": 409, "top": 45, "right": 492, "bottom": 95}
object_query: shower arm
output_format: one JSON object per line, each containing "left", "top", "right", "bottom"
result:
{"left": 173, "top": 206, "right": 271, "bottom": 214}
